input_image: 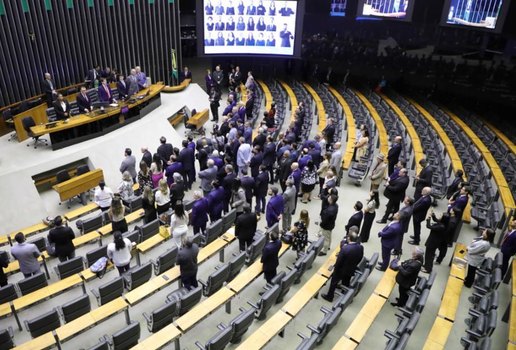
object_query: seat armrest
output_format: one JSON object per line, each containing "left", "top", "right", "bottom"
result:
{"left": 307, "top": 324, "right": 320, "bottom": 334}
{"left": 384, "top": 329, "right": 400, "bottom": 340}
{"left": 195, "top": 341, "right": 205, "bottom": 350}
{"left": 142, "top": 312, "right": 151, "bottom": 323}
{"left": 24, "top": 320, "right": 30, "bottom": 333}
{"left": 198, "top": 279, "right": 207, "bottom": 288}
{"left": 247, "top": 301, "right": 259, "bottom": 309}
{"left": 320, "top": 306, "right": 331, "bottom": 314}
{"left": 91, "top": 289, "right": 100, "bottom": 299}
{"left": 217, "top": 322, "right": 227, "bottom": 330}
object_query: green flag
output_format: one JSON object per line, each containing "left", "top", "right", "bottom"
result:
{"left": 0, "top": 0, "right": 5, "bottom": 16}
{"left": 66, "top": 0, "right": 73, "bottom": 9}
{"left": 171, "top": 49, "right": 178, "bottom": 80}
{"left": 108, "top": 0, "right": 114, "bottom": 6}
{"left": 44, "top": 0, "right": 52, "bottom": 11}
{"left": 87, "top": 0, "right": 94, "bottom": 8}
{"left": 21, "top": 0, "right": 29, "bottom": 13}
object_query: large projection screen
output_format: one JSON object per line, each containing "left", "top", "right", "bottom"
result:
{"left": 357, "top": 0, "right": 415, "bottom": 21}
{"left": 198, "top": 0, "right": 303, "bottom": 56}
{"left": 441, "top": 0, "right": 510, "bottom": 32}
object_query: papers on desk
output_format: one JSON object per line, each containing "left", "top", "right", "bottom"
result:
{"left": 109, "top": 103, "right": 119, "bottom": 107}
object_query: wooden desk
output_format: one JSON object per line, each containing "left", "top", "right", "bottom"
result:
{"left": 450, "top": 243, "right": 467, "bottom": 280}
{"left": 97, "top": 209, "right": 144, "bottom": 236}
{"left": 282, "top": 273, "right": 327, "bottom": 317}
{"left": 131, "top": 323, "right": 182, "bottom": 350}
{"left": 437, "top": 276, "right": 463, "bottom": 321}
{"left": 332, "top": 336, "right": 358, "bottom": 350}
{"left": 124, "top": 267, "right": 180, "bottom": 306}
{"left": 13, "top": 332, "right": 56, "bottom": 350}
{"left": 162, "top": 79, "right": 191, "bottom": 93}
{"left": 353, "top": 90, "right": 389, "bottom": 156}
{"left": 64, "top": 203, "right": 99, "bottom": 221}
{"left": 423, "top": 316, "right": 453, "bottom": 350}
{"left": 235, "top": 311, "right": 292, "bottom": 350}
{"left": 7, "top": 222, "right": 49, "bottom": 242}
{"left": 317, "top": 247, "right": 340, "bottom": 278}
{"left": 328, "top": 87, "right": 356, "bottom": 170}
{"left": 374, "top": 268, "right": 398, "bottom": 299}
{"left": 380, "top": 94, "right": 424, "bottom": 174}
{"left": 345, "top": 293, "right": 386, "bottom": 343}
{"left": 509, "top": 296, "right": 516, "bottom": 345}
{"left": 137, "top": 234, "right": 165, "bottom": 253}
{"left": 72, "top": 230, "right": 101, "bottom": 248}
{"left": 174, "top": 287, "right": 235, "bottom": 332}
{"left": 53, "top": 169, "right": 104, "bottom": 202}
{"left": 186, "top": 108, "right": 209, "bottom": 129}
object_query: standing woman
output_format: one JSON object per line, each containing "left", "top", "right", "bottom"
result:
{"left": 107, "top": 231, "right": 135, "bottom": 275}
{"left": 94, "top": 181, "right": 114, "bottom": 211}
{"left": 291, "top": 210, "right": 309, "bottom": 257}
{"left": 138, "top": 161, "right": 153, "bottom": 191}
{"left": 109, "top": 194, "right": 128, "bottom": 233}
{"left": 317, "top": 154, "right": 331, "bottom": 196}
{"left": 354, "top": 129, "right": 369, "bottom": 162}
{"left": 170, "top": 201, "right": 189, "bottom": 248}
{"left": 300, "top": 160, "right": 318, "bottom": 203}
{"left": 155, "top": 179, "right": 171, "bottom": 215}
{"left": 150, "top": 156, "right": 164, "bottom": 189}
{"left": 360, "top": 191, "right": 376, "bottom": 243}
{"left": 141, "top": 186, "right": 157, "bottom": 224}
{"left": 117, "top": 171, "right": 134, "bottom": 203}
{"left": 464, "top": 228, "right": 495, "bottom": 288}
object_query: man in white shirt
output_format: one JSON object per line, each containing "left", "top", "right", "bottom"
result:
{"left": 236, "top": 137, "right": 252, "bottom": 176}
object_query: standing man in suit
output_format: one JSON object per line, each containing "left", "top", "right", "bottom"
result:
{"left": 190, "top": 191, "right": 209, "bottom": 235}
{"left": 330, "top": 142, "right": 342, "bottom": 184}
{"left": 127, "top": 69, "right": 139, "bottom": 96}
{"left": 86, "top": 64, "right": 101, "bottom": 87}
{"left": 98, "top": 78, "right": 115, "bottom": 103}
{"left": 414, "top": 159, "right": 432, "bottom": 201}
{"left": 180, "top": 66, "right": 192, "bottom": 83}
{"left": 53, "top": 94, "right": 71, "bottom": 121}
{"left": 501, "top": 218, "right": 516, "bottom": 277}
{"left": 261, "top": 231, "right": 281, "bottom": 283}
{"left": 120, "top": 148, "right": 137, "bottom": 183}
{"left": 377, "top": 212, "right": 403, "bottom": 271}
{"left": 42, "top": 73, "right": 58, "bottom": 107}
{"left": 266, "top": 187, "right": 284, "bottom": 229}
{"left": 10, "top": 233, "right": 41, "bottom": 278}
{"left": 179, "top": 140, "right": 196, "bottom": 190}
{"left": 76, "top": 86, "right": 92, "bottom": 113}
{"left": 282, "top": 179, "right": 296, "bottom": 233}
{"left": 422, "top": 212, "right": 449, "bottom": 273}
{"left": 222, "top": 165, "right": 237, "bottom": 213}
{"left": 233, "top": 66, "right": 243, "bottom": 86}
{"left": 378, "top": 168, "right": 410, "bottom": 223}
{"left": 255, "top": 165, "right": 269, "bottom": 218}
{"left": 240, "top": 169, "right": 256, "bottom": 207}
{"left": 47, "top": 216, "right": 75, "bottom": 262}
{"left": 140, "top": 147, "right": 152, "bottom": 167}
{"left": 198, "top": 159, "right": 218, "bottom": 196}
{"left": 177, "top": 238, "right": 199, "bottom": 290}
{"left": 278, "top": 150, "right": 293, "bottom": 192}
{"left": 392, "top": 247, "right": 423, "bottom": 307}
{"left": 369, "top": 153, "right": 387, "bottom": 207}
{"left": 212, "top": 65, "right": 224, "bottom": 93}
{"left": 323, "top": 119, "right": 336, "bottom": 147}
{"left": 409, "top": 187, "right": 433, "bottom": 245}
{"left": 235, "top": 204, "right": 257, "bottom": 251}
{"left": 117, "top": 75, "right": 129, "bottom": 100}
{"left": 321, "top": 230, "right": 364, "bottom": 302}
{"left": 387, "top": 136, "right": 402, "bottom": 176}
{"left": 135, "top": 66, "right": 148, "bottom": 90}
{"left": 345, "top": 201, "right": 364, "bottom": 234}
{"left": 397, "top": 197, "right": 414, "bottom": 254}
{"left": 318, "top": 194, "right": 339, "bottom": 256}
{"left": 157, "top": 136, "right": 173, "bottom": 165}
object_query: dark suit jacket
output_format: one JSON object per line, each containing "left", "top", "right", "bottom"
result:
{"left": 53, "top": 100, "right": 71, "bottom": 120}
{"left": 48, "top": 226, "right": 75, "bottom": 257}
{"left": 387, "top": 143, "right": 402, "bottom": 163}
{"left": 396, "top": 258, "right": 422, "bottom": 289}
{"left": 412, "top": 195, "right": 432, "bottom": 222}
{"left": 157, "top": 143, "right": 174, "bottom": 165}
{"left": 180, "top": 70, "right": 192, "bottom": 83}
{"left": 261, "top": 239, "right": 281, "bottom": 272}
{"left": 399, "top": 205, "right": 413, "bottom": 233}
{"left": 334, "top": 242, "right": 364, "bottom": 277}
{"left": 449, "top": 194, "right": 468, "bottom": 215}
{"left": 191, "top": 198, "right": 209, "bottom": 227}
{"left": 241, "top": 176, "right": 256, "bottom": 203}
{"left": 425, "top": 218, "right": 447, "bottom": 247}
{"left": 98, "top": 84, "right": 114, "bottom": 103}
{"left": 117, "top": 80, "right": 129, "bottom": 99}
{"left": 384, "top": 175, "right": 410, "bottom": 202}
{"left": 378, "top": 221, "right": 402, "bottom": 249}
{"left": 42, "top": 79, "right": 56, "bottom": 104}
{"left": 262, "top": 143, "right": 276, "bottom": 166}
{"left": 253, "top": 133, "right": 266, "bottom": 149}
{"left": 223, "top": 172, "right": 237, "bottom": 200}
{"left": 179, "top": 147, "right": 195, "bottom": 171}
{"left": 141, "top": 150, "right": 152, "bottom": 168}
{"left": 76, "top": 93, "right": 92, "bottom": 112}
{"left": 255, "top": 171, "right": 269, "bottom": 198}
{"left": 86, "top": 69, "right": 100, "bottom": 83}
{"left": 345, "top": 211, "right": 364, "bottom": 232}
{"left": 415, "top": 166, "right": 433, "bottom": 191}
{"left": 207, "top": 187, "right": 225, "bottom": 218}
{"left": 320, "top": 203, "right": 339, "bottom": 230}
{"left": 235, "top": 212, "right": 257, "bottom": 242}
{"left": 266, "top": 195, "right": 284, "bottom": 224}
{"left": 501, "top": 230, "right": 516, "bottom": 257}
{"left": 250, "top": 152, "right": 263, "bottom": 178}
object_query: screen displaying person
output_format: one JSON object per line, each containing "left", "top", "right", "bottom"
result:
{"left": 205, "top": 0, "right": 213, "bottom": 15}
{"left": 247, "top": 17, "right": 255, "bottom": 31}
{"left": 215, "top": 17, "right": 225, "bottom": 31}
{"left": 279, "top": 23, "right": 294, "bottom": 47}
{"left": 257, "top": 0, "right": 266, "bottom": 15}
{"left": 256, "top": 33, "right": 266, "bottom": 46}
{"left": 207, "top": 16, "right": 214, "bottom": 31}
{"left": 216, "top": 32, "right": 225, "bottom": 46}
{"left": 269, "top": 0, "right": 276, "bottom": 15}
{"left": 205, "top": 32, "right": 215, "bottom": 46}
{"left": 246, "top": 33, "right": 256, "bottom": 46}
{"left": 247, "top": 0, "right": 257, "bottom": 15}
{"left": 214, "top": 0, "right": 224, "bottom": 15}
{"left": 279, "top": 1, "right": 294, "bottom": 16}
{"left": 226, "top": 0, "right": 235, "bottom": 15}
{"left": 236, "top": 33, "right": 245, "bottom": 46}
{"left": 257, "top": 16, "right": 266, "bottom": 31}
{"left": 237, "top": 16, "right": 245, "bottom": 30}
{"left": 237, "top": 0, "right": 244, "bottom": 15}
{"left": 227, "top": 16, "right": 235, "bottom": 30}
{"left": 227, "top": 32, "right": 236, "bottom": 46}
{"left": 266, "top": 32, "right": 276, "bottom": 46}
{"left": 267, "top": 17, "right": 276, "bottom": 31}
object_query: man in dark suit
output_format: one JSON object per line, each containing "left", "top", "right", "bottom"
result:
{"left": 345, "top": 201, "right": 364, "bottom": 234}
{"left": 179, "top": 140, "right": 196, "bottom": 190}
{"left": 76, "top": 86, "right": 92, "bottom": 113}
{"left": 42, "top": 72, "right": 57, "bottom": 107}
{"left": 446, "top": 170, "right": 464, "bottom": 199}
{"left": 86, "top": 64, "right": 101, "bottom": 88}
{"left": 414, "top": 159, "right": 432, "bottom": 201}
{"left": 190, "top": 191, "right": 209, "bottom": 235}
{"left": 378, "top": 168, "right": 409, "bottom": 223}
{"left": 422, "top": 212, "right": 449, "bottom": 273}
{"left": 235, "top": 204, "right": 257, "bottom": 251}
{"left": 377, "top": 213, "right": 403, "bottom": 271}
{"left": 262, "top": 137, "right": 276, "bottom": 183}
{"left": 98, "top": 78, "right": 115, "bottom": 103}
{"left": 140, "top": 147, "right": 152, "bottom": 168}
{"left": 207, "top": 180, "right": 225, "bottom": 221}
{"left": 266, "top": 187, "right": 284, "bottom": 229}
{"left": 255, "top": 165, "right": 269, "bottom": 217}
{"left": 47, "top": 216, "right": 76, "bottom": 262}
{"left": 322, "top": 118, "right": 336, "bottom": 146}
{"left": 278, "top": 150, "right": 293, "bottom": 192}
{"left": 319, "top": 194, "right": 339, "bottom": 255}
{"left": 261, "top": 231, "right": 281, "bottom": 283}
{"left": 447, "top": 186, "right": 469, "bottom": 217}
{"left": 53, "top": 94, "right": 71, "bottom": 121}
{"left": 409, "top": 187, "right": 432, "bottom": 245}
{"left": 387, "top": 136, "right": 402, "bottom": 176}
{"left": 117, "top": 75, "right": 129, "bottom": 100}
{"left": 253, "top": 128, "right": 267, "bottom": 149}
{"left": 397, "top": 196, "right": 414, "bottom": 254}
{"left": 222, "top": 165, "right": 237, "bottom": 213}
{"left": 392, "top": 247, "right": 423, "bottom": 307}
{"left": 501, "top": 219, "right": 516, "bottom": 277}
{"left": 322, "top": 230, "right": 364, "bottom": 302}
{"left": 240, "top": 170, "right": 256, "bottom": 207}
{"left": 157, "top": 136, "right": 173, "bottom": 165}
{"left": 180, "top": 66, "right": 193, "bottom": 83}
{"left": 249, "top": 146, "right": 263, "bottom": 179}
{"left": 177, "top": 238, "right": 199, "bottom": 290}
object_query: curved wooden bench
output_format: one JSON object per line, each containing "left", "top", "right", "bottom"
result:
{"left": 328, "top": 87, "right": 356, "bottom": 170}
{"left": 483, "top": 120, "right": 516, "bottom": 155}
{"left": 443, "top": 107, "right": 515, "bottom": 219}
{"left": 279, "top": 81, "right": 298, "bottom": 125}
{"left": 162, "top": 79, "right": 191, "bottom": 93}
{"left": 302, "top": 83, "right": 326, "bottom": 134}
{"left": 352, "top": 90, "right": 389, "bottom": 156}
{"left": 407, "top": 98, "right": 471, "bottom": 223}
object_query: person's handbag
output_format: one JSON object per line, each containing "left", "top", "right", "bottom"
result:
{"left": 90, "top": 257, "right": 108, "bottom": 278}
{"left": 389, "top": 257, "right": 401, "bottom": 271}
{"left": 159, "top": 225, "right": 171, "bottom": 239}
{"left": 281, "top": 232, "right": 294, "bottom": 244}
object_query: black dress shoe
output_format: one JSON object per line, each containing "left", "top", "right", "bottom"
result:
{"left": 409, "top": 235, "right": 416, "bottom": 239}
{"left": 408, "top": 240, "right": 419, "bottom": 245}
{"left": 376, "top": 219, "right": 387, "bottom": 224}
{"left": 421, "top": 267, "right": 431, "bottom": 274}
{"left": 375, "top": 266, "right": 386, "bottom": 271}
{"left": 318, "top": 252, "right": 327, "bottom": 256}
{"left": 390, "top": 302, "right": 399, "bottom": 307}
{"left": 321, "top": 294, "right": 333, "bottom": 302}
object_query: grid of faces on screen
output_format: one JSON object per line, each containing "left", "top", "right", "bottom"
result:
{"left": 203, "top": 0, "right": 298, "bottom": 56}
